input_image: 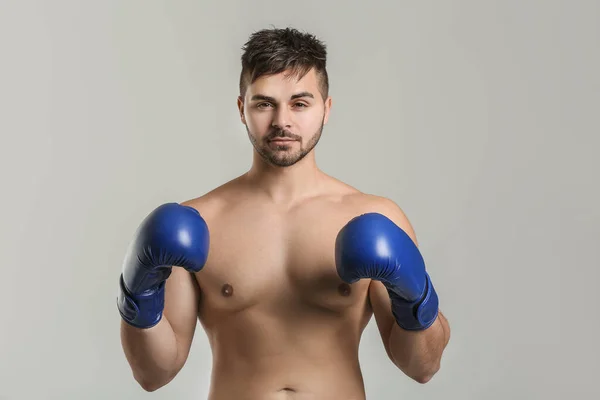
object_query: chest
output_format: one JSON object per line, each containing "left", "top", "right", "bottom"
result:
{"left": 194, "top": 203, "right": 370, "bottom": 317}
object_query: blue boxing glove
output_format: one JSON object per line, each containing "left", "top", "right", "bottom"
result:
{"left": 335, "top": 213, "right": 438, "bottom": 331}
{"left": 117, "top": 203, "right": 210, "bottom": 329}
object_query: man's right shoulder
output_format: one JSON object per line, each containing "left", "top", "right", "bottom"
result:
{"left": 180, "top": 174, "right": 245, "bottom": 218}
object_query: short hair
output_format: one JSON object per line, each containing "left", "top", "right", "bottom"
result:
{"left": 239, "top": 27, "right": 329, "bottom": 100}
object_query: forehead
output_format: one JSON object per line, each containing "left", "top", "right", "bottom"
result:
{"left": 247, "top": 68, "right": 320, "bottom": 98}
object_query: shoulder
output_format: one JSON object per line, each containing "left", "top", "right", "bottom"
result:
{"left": 342, "top": 192, "right": 419, "bottom": 246}
{"left": 180, "top": 174, "right": 246, "bottom": 220}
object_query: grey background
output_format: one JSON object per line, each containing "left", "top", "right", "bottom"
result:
{"left": 1, "top": 0, "right": 598, "bottom": 399}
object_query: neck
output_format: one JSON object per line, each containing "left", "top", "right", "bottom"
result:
{"left": 244, "top": 151, "right": 325, "bottom": 205}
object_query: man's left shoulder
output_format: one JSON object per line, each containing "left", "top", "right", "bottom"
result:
{"left": 340, "top": 192, "right": 404, "bottom": 214}
{"left": 356, "top": 194, "right": 418, "bottom": 244}
{"left": 350, "top": 193, "right": 402, "bottom": 215}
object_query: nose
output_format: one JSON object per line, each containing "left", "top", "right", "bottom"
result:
{"left": 272, "top": 106, "right": 292, "bottom": 129}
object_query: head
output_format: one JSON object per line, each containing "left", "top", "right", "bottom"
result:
{"left": 237, "top": 27, "right": 332, "bottom": 167}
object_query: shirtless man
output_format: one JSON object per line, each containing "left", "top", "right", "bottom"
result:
{"left": 117, "top": 27, "right": 451, "bottom": 399}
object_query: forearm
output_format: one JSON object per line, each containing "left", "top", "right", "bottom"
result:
{"left": 388, "top": 310, "right": 450, "bottom": 383}
{"left": 120, "top": 317, "right": 182, "bottom": 391}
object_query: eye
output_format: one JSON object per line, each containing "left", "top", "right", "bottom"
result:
{"left": 293, "top": 102, "right": 308, "bottom": 108}
{"left": 257, "top": 102, "right": 273, "bottom": 109}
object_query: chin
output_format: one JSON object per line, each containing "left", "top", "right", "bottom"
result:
{"left": 269, "top": 157, "right": 301, "bottom": 167}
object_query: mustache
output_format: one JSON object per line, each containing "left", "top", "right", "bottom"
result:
{"left": 266, "top": 128, "right": 301, "bottom": 141}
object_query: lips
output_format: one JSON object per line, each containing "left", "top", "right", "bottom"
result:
{"left": 269, "top": 138, "right": 296, "bottom": 143}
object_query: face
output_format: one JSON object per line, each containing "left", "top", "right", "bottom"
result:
{"left": 238, "top": 68, "right": 332, "bottom": 167}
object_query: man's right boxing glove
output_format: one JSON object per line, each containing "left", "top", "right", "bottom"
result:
{"left": 117, "top": 203, "right": 210, "bottom": 329}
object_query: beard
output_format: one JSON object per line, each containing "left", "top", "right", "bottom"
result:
{"left": 246, "top": 118, "right": 324, "bottom": 167}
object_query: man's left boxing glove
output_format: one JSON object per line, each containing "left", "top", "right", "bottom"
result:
{"left": 335, "top": 213, "right": 438, "bottom": 331}
{"left": 117, "top": 203, "right": 209, "bottom": 329}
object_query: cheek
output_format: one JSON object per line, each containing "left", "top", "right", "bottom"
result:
{"left": 247, "top": 111, "right": 272, "bottom": 131}
{"left": 298, "top": 110, "right": 323, "bottom": 131}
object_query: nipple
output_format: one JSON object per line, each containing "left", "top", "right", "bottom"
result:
{"left": 338, "top": 283, "right": 352, "bottom": 297}
{"left": 221, "top": 283, "right": 234, "bottom": 297}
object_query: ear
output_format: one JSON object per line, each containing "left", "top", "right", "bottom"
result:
{"left": 237, "top": 96, "right": 246, "bottom": 125}
{"left": 323, "top": 96, "right": 332, "bottom": 125}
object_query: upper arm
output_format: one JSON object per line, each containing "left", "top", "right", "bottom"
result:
{"left": 163, "top": 264, "right": 201, "bottom": 372}
{"left": 370, "top": 196, "right": 419, "bottom": 246}
{"left": 162, "top": 198, "right": 212, "bottom": 372}
{"left": 366, "top": 196, "right": 419, "bottom": 359}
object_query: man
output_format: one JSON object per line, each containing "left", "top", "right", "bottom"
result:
{"left": 118, "top": 27, "right": 451, "bottom": 399}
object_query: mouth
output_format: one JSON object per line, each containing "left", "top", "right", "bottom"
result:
{"left": 269, "top": 138, "right": 297, "bottom": 143}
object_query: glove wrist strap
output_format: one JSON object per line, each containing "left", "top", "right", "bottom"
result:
{"left": 386, "top": 272, "right": 439, "bottom": 331}
{"left": 117, "top": 274, "right": 165, "bottom": 329}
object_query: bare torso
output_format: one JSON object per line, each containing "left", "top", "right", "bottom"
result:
{"left": 186, "top": 172, "right": 386, "bottom": 400}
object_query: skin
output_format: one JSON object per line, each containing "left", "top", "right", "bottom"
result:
{"left": 126, "top": 68, "right": 450, "bottom": 399}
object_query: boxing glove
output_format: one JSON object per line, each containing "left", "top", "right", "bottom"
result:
{"left": 335, "top": 213, "right": 438, "bottom": 330}
{"left": 117, "top": 203, "right": 210, "bottom": 329}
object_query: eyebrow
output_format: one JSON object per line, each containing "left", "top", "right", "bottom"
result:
{"left": 250, "top": 92, "right": 314, "bottom": 102}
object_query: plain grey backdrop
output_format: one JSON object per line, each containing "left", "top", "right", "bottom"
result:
{"left": 1, "top": 0, "right": 598, "bottom": 399}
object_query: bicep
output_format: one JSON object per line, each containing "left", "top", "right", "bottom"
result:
{"left": 372, "top": 196, "right": 419, "bottom": 246}
{"left": 163, "top": 266, "right": 200, "bottom": 367}
{"left": 368, "top": 279, "right": 396, "bottom": 361}
{"left": 366, "top": 196, "right": 420, "bottom": 359}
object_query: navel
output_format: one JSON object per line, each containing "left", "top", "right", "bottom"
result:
{"left": 221, "top": 283, "right": 234, "bottom": 297}
{"left": 338, "top": 283, "right": 352, "bottom": 297}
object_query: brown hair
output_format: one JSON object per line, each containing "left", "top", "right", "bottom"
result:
{"left": 239, "top": 27, "right": 329, "bottom": 100}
